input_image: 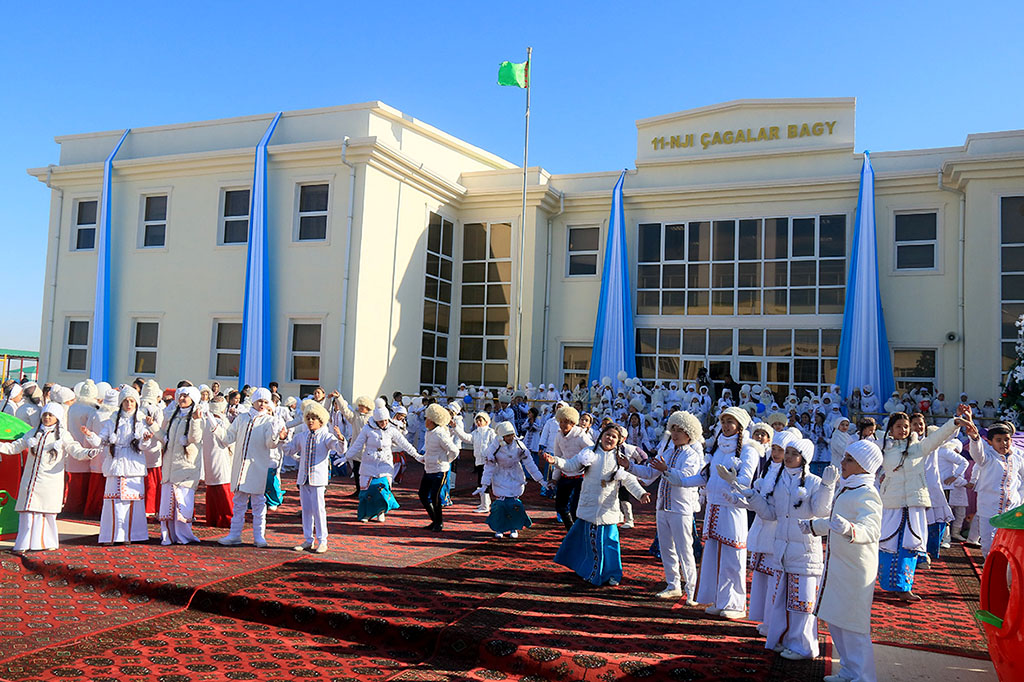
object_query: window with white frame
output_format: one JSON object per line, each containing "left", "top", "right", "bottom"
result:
{"left": 73, "top": 199, "right": 98, "bottom": 251}
{"left": 141, "top": 195, "right": 167, "bottom": 248}
{"left": 636, "top": 214, "right": 846, "bottom": 316}
{"left": 1002, "top": 197, "right": 1024, "bottom": 376}
{"left": 296, "top": 184, "right": 329, "bottom": 241}
{"left": 567, "top": 226, "right": 599, "bottom": 276}
{"left": 458, "top": 222, "right": 512, "bottom": 388}
{"left": 213, "top": 321, "right": 242, "bottom": 378}
{"left": 562, "top": 346, "right": 592, "bottom": 394}
{"left": 289, "top": 321, "right": 322, "bottom": 383}
{"left": 892, "top": 349, "right": 936, "bottom": 394}
{"left": 132, "top": 321, "right": 159, "bottom": 375}
{"left": 221, "top": 189, "right": 250, "bottom": 244}
{"left": 420, "top": 213, "right": 454, "bottom": 392}
{"left": 65, "top": 318, "right": 89, "bottom": 372}
{"left": 894, "top": 212, "right": 938, "bottom": 270}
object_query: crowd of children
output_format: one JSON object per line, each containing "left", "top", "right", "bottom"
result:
{"left": 2, "top": 373, "right": 1022, "bottom": 681}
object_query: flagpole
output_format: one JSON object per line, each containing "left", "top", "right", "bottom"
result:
{"left": 514, "top": 46, "right": 531, "bottom": 390}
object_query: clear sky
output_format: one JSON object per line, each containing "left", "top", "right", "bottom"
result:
{"left": 2, "top": 1, "right": 1021, "bottom": 352}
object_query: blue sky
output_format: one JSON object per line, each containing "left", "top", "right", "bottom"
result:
{"left": 1, "top": 1, "right": 1021, "bottom": 352}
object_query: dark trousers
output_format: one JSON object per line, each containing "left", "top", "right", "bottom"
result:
{"left": 555, "top": 476, "right": 583, "bottom": 532}
{"left": 475, "top": 463, "right": 484, "bottom": 486}
{"left": 419, "top": 471, "right": 447, "bottom": 528}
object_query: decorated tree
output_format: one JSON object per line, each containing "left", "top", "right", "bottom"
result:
{"left": 999, "top": 313, "right": 1024, "bottom": 428}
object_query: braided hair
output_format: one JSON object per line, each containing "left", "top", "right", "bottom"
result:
{"left": 109, "top": 406, "right": 141, "bottom": 459}
{"left": 32, "top": 412, "right": 63, "bottom": 461}
{"left": 164, "top": 400, "right": 196, "bottom": 450}
{"left": 765, "top": 445, "right": 808, "bottom": 508}
{"left": 884, "top": 411, "right": 912, "bottom": 471}
{"left": 702, "top": 419, "right": 744, "bottom": 480}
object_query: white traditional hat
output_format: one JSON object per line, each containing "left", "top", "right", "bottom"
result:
{"left": 495, "top": 421, "right": 516, "bottom": 438}
{"left": 845, "top": 439, "right": 883, "bottom": 475}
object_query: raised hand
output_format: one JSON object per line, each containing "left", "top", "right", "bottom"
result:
{"left": 616, "top": 453, "right": 631, "bottom": 468}
{"left": 650, "top": 458, "right": 668, "bottom": 472}
{"left": 333, "top": 426, "right": 343, "bottom": 440}
{"left": 716, "top": 464, "right": 738, "bottom": 486}
{"left": 278, "top": 428, "right": 289, "bottom": 440}
{"left": 820, "top": 465, "right": 839, "bottom": 487}
{"left": 145, "top": 415, "right": 155, "bottom": 426}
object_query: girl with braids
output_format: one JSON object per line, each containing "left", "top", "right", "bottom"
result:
{"left": 84, "top": 386, "right": 157, "bottom": 545}
{"left": 150, "top": 386, "right": 204, "bottom": 545}
{"left": 730, "top": 438, "right": 838, "bottom": 660}
{"left": 876, "top": 405, "right": 969, "bottom": 601}
{"left": 545, "top": 422, "right": 651, "bottom": 586}
{"left": 0, "top": 403, "right": 99, "bottom": 553}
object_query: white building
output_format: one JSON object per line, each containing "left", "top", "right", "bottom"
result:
{"left": 28, "top": 98, "right": 1024, "bottom": 403}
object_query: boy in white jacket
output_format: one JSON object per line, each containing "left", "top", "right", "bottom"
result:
{"left": 960, "top": 417, "right": 1023, "bottom": 557}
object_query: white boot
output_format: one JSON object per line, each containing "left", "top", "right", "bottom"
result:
{"left": 477, "top": 491, "right": 491, "bottom": 513}
{"left": 620, "top": 500, "right": 634, "bottom": 529}
{"left": 160, "top": 522, "right": 173, "bottom": 546}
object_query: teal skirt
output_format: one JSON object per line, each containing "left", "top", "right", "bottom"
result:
{"left": 357, "top": 476, "right": 400, "bottom": 520}
{"left": 487, "top": 497, "right": 533, "bottom": 533}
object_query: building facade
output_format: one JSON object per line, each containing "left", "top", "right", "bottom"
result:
{"left": 28, "top": 98, "right": 1024, "bottom": 402}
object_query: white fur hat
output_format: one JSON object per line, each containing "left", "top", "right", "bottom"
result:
{"left": 77, "top": 379, "right": 100, "bottom": 407}
{"left": 751, "top": 422, "right": 773, "bottom": 439}
{"left": 495, "top": 421, "right": 516, "bottom": 438}
{"left": 721, "top": 406, "right": 752, "bottom": 431}
{"left": 251, "top": 387, "right": 273, "bottom": 404}
{"left": 425, "top": 403, "right": 451, "bottom": 427}
{"left": 393, "top": 405, "right": 408, "bottom": 416}
{"left": 285, "top": 396, "right": 297, "bottom": 408}
{"left": 555, "top": 405, "right": 580, "bottom": 424}
{"left": 786, "top": 426, "right": 803, "bottom": 440}
{"left": 475, "top": 411, "right": 491, "bottom": 425}
{"left": 667, "top": 410, "right": 703, "bottom": 444}
{"left": 446, "top": 401, "right": 462, "bottom": 416}
{"left": 209, "top": 397, "right": 228, "bottom": 416}
{"left": 845, "top": 439, "right": 883, "bottom": 475}
{"left": 766, "top": 411, "right": 788, "bottom": 426}
{"left": 772, "top": 430, "right": 797, "bottom": 450}
{"left": 355, "top": 395, "right": 374, "bottom": 410}
{"left": 51, "top": 385, "right": 75, "bottom": 404}
{"left": 140, "top": 379, "right": 161, "bottom": 405}
{"left": 101, "top": 389, "right": 119, "bottom": 411}
{"left": 629, "top": 397, "right": 645, "bottom": 411}
{"left": 303, "top": 400, "right": 330, "bottom": 425}
{"left": 41, "top": 401, "right": 65, "bottom": 423}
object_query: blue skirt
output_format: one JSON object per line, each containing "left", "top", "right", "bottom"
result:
{"left": 357, "top": 477, "right": 400, "bottom": 520}
{"left": 265, "top": 467, "right": 284, "bottom": 507}
{"left": 925, "top": 521, "right": 945, "bottom": 560}
{"left": 440, "top": 468, "right": 455, "bottom": 507}
{"left": 487, "top": 497, "right": 533, "bottom": 533}
{"left": 878, "top": 515, "right": 918, "bottom": 592}
{"left": 554, "top": 519, "right": 622, "bottom": 586}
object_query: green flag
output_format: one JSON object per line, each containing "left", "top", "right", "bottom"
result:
{"left": 497, "top": 60, "right": 528, "bottom": 88}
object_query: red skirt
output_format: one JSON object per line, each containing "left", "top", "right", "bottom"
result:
{"left": 83, "top": 472, "right": 106, "bottom": 519}
{"left": 204, "top": 483, "right": 233, "bottom": 527}
{"left": 63, "top": 471, "right": 91, "bottom": 515}
{"left": 144, "top": 467, "right": 162, "bottom": 514}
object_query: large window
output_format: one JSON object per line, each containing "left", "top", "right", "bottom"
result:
{"left": 459, "top": 221, "right": 512, "bottom": 388}
{"left": 73, "top": 199, "right": 98, "bottom": 251}
{"left": 567, "top": 226, "right": 599, "bottom": 276}
{"left": 562, "top": 346, "right": 592, "bottom": 393}
{"left": 1002, "top": 197, "right": 1024, "bottom": 376}
{"left": 420, "top": 213, "right": 454, "bottom": 392}
{"left": 65, "top": 318, "right": 89, "bottom": 372}
{"left": 289, "top": 321, "right": 321, "bottom": 383}
{"left": 635, "top": 326, "right": 840, "bottom": 401}
{"left": 132, "top": 321, "right": 159, "bottom": 375}
{"left": 296, "top": 183, "right": 329, "bottom": 241}
{"left": 221, "top": 189, "right": 250, "bottom": 244}
{"left": 141, "top": 195, "right": 168, "bottom": 248}
{"left": 637, "top": 215, "right": 846, "bottom": 316}
{"left": 894, "top": 212, "right": 937, "bottom": 270}
{"left": 893, "top": 349, "right": 937, "bottom": 394}
{"left": 213, "top": 321, "right": 242, "bottom": 378}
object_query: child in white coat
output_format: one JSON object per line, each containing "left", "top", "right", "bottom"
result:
{"left": 347, "top": 401, "right": 416, "bottom": 523}
{"left": 960, "top": 417, "right": 1023, "bottom": 557}
{"left": 152, "top": 386, "right": 204, "bottom": 545}
{"left": 471, "top": 412, "right": 497, "bottom": 513}
{"left": 479, "top": 421, "right": 544, "bottom": 539}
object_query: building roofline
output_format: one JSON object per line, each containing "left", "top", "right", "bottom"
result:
{"left": 635, "top": 97, "right": 857, "bottom": 128}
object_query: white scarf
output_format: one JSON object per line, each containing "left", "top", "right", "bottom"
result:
{"left": 840, "top": 472, "right": 875, "bottom": 490}
{"left": 717, "top": 432, "right": 738, "bottom": 455}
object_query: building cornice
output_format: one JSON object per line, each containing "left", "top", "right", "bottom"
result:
{"left": 635, "top": 97, "right": 856, "bottom": 128}
{"left": 344, "top": 137, "right": 468, "bottom": 206}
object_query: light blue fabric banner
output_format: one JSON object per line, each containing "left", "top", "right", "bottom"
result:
{"left": 837, "top": 152, "right": 896, "bottom": 402}
{"left": 588, "top": 171, "right": 636, "bottom": 394}
{"left": 239, "top": 112, "right": 282, "bottom": 389}
{"left": 89, "top": 129, "right": 130, "bottom": 382}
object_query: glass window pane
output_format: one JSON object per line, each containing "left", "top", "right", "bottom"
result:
{"left": 893, "top": 350, "right": 936, "bottom": 378}
{"left": 738, "top": 219, "right": 761, "bottom": 260}
{"left": 483, "top": 363, "right": 508, "bottom": 385}
{"left": 436, "top": 335, "right": 448, "bottom": 358}
{"left": 1004, "top": 343, "right": 1018, "bottom": 372}
{"left": 765, "top": 329, "right": 792, "bottom": 356}
{"left": 637, "top": 355, "right": 656, "bottom": 379}
{"left": 216, "top": 352, "right": 239, "bottom": 377}
{"left": 792, "top": 218, "right": 815, "bottom": 257}
{"left": 569, "top": 226, "right": 599, "bottom": 252}
{"left": 144, "top": 195, "right": 167, "bottom": 221}
{"left": 636, "top": 328, "right": 657, "bottom": 354}
{"left": 486, "top": 339, "right": 508, "bottom": 360}
{"left": 76, "top": 227, "right": 96, "bottom": 250}
{"left": 662, "top": 291, "right": 685, "bottom": 315}
{"left": 737, "top": 262, "right": 760, "bottom": 288}
{"left": 686, "top": 290, "right": 709, "bottom": 315}
{"left": 764, "top": 289, "right": 787, "bottom": 315}
{"left": 428, "top": 214, "right": 442, "bottom": 253}
{"left": 436, "top": 304, "right": 450, "bottom": 335}
{"left": 708, "top": 329, "right": 733, "bottom": 355}
{"left": 77, "top": 200, "right": 97, "bottom": 225}
{"left": 794, "top": 359, "right": 818, "bottom": 383}
{"left": 790, "top": 289, "right": 816, "bottom": 314}
{"left": 292, "top": 323, "right": 321, "bottom": 352}
{"left": 1003, "top": 246, "right": 1024, "bottom": 274}
{"left": 461, "top": 284, "right": 484, "bottom": 305}
{"left": 897, "top": 244, "right": 935, "bottom": 269}
{"left": 682, "top": 329, "right": 705, "bottom": 355}
{"left": 224, "top": 190, "right": 250, "bottom": 217}
{"left": 1002, "top": 303, "right": 1024, "bottom": 338}
{"left": 438, "top": 281, "right": 451, "bottom": 303}
{"left": 440, "top": 259, "right": 452, "bottom": 281}
{"left": 658, "top": 356, "right": 680, "bottom": 379}
{"left": 687, "top": 263, "right": 709, "bottom": 288}
{"left": 217, "top": 323, "right": 242, "bottom": 350}
{"left": 442, "top": 219, "right": 453, "bottom": 257}
{"left": 144, "top": 224, "right": 165, "bottom": 247}
{"left": 765, "top": 217, "right": 788, "bottom": 259}
{"left": 134, "top": 350, "right": 157, "bottom": 374}
{"left": 224, "top": 220, "right": 248, "bottom": 243}
{"left": 422, "top": 332, "right": 435, "bottom": 358}
{"left": 665, "top": 224, "right": 685, "bottom": 260}
{"left": 711, "top": 290, "right": 734, "bottom": 315}
{"left": 819, "top": 288, "right": 845, "bottom": 314}
{"left": 460, "top": 338, "right": 483, "bottom": 361}
{"left": 662, "top": 264, "right": 685, "bottom": 289}
{"left": 659, "top": 328, "right": 681, "bottom": 354}
{"left": 737, "top": 329, "right": 763, "bottom": 356}
{"left": 682, "top": 360, "right": 705, "bottom": 382}
{"left": 487, "top": 284, "right": 511, "bottom": 306}
{"left": 637, "top": 291, "right": 660, "bottom": 315}
{"left": 764, "top": 261, "right": 787, "bottom": 287}
{"left": 638, "top": 264, "right": 660, "bottom": 289}
{"left": 895, "top": 213, "right": 937, "bottom": 242}
{"left": 424, "top": 277, "right": 439, "bottom": 301}
{"left": 739, "top": 361, "right": 760, "bottom": 382}
{"left": 1001, "top": 197, "right": 1024, "bottom": 244}
{"left": 489, "top": 262, "right": 512, "bottom": 283}
{"left": 463, "top": 223, "right": 486, "bottom": 260}
{"left": 68, "top": 320, "right": 89, "bottom": 346}
{"left": 434, "top": 360, "right": 447, "bottom": 385}
{"left": 638, "top": 223, "right": 661, "bottom": 263}
{"left": 819, "top": 260, "right": 845, "bottom": 286}
{"left": 794, "top": 329, "right": 819, "bottom": 356}
{"left": 67, "top": 348, "right": 87, "bottom": 371}
{"left": 485, "top": 306, "right": 510, "bottom": 335}
{"left": 292, "top": 355, "right": 320, "bottom": 381}
{"left": 713, "top": 220, "right": 735, "bottom": 261}
{"left": 766, "top": 361, "right": 790, "bottom": 385}
{"left": 299, "top": 215, "right": 327, "bottom": 240}
{"left": 460, "top": 308, "right": 484, "bottom": 336}
{"left": 489, "top": 223, "right": 512, "bottom": 259}
{"left": 821, "top": 329, "right": 841, "bottom": 357}
{"left": 459, "top": 362, "right": 482, "bottom": 385}
{"left": 712, "top": 263, "right": 734, "bottom": 288}
{"left": 688, "top": 222, "right": 709, "bottom": 261}
{"left": 422, "top": 359, "right": 436, "bottom": 384}
{"left": 423, "top": 301, "right": 438, "bottom": 332}
{"left": 463, "top": 262, "right": 486, "bottom": 283}
{"left": 299, "top": 184, "right": 329, "bottom": 212}
{"left": 823, "top": 359, "right": 838, "bottom": 383}
{"left": 737, "top": 289, "right": 760, "bottom": 315}
{"left": 791, "top": 261, "right": 816, "bottom": 286}
{"left": 135, "top": 322, "right": 158, "bottom": 348}
{"left": 819, "top": 214, "right": 846, "bottom": 257}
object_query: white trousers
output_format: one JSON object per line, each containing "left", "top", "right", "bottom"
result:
{"left": 656, "top": 511, "right": 696, "bottom": 595}
{"left": 764, "top": 570, "right": 819, "bottom": 658}
{"left": 748, "top": 557, "right": 775, "bottom": 624}
{"left": 829, "top": 623, "right": 877, "bottom": 682}
{"left": 13, "top": 512, "right": 58, "bottom": 551}
{"left": 158, "top": 483, "right": 200, "bottom": 544}
{"left": 227, "top": 491, "right": 267, "bottom": 543}
{"left": 299, "top": 484, "right": 328, "bottom": 544}
{"left": 99, "top": 476, "right": 148, "bottom": 543}
{"left": 695, "top": 538, "right": 747, "bottom": 612}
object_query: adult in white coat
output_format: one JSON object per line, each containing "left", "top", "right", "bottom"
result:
{"left": 64, "top": 381, "right": 102, "bottom": 515}
{"left": 479, "top": 422, "right": 544, "bottom": 538}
